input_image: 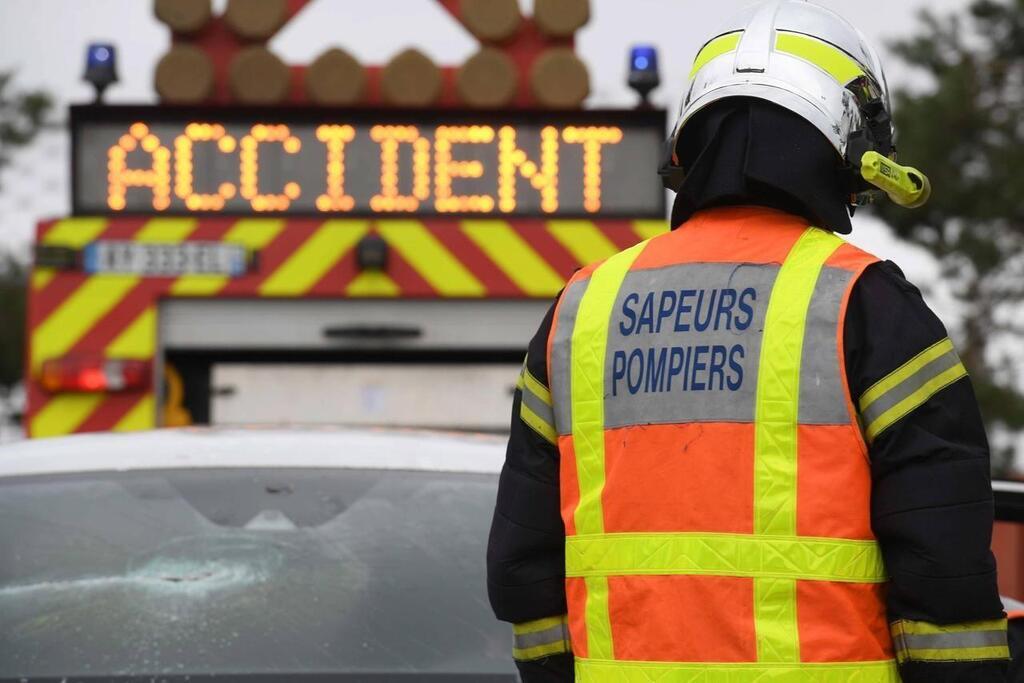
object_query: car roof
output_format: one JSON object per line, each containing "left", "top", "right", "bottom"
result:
{"left": 0, "top": 427, "right": 506, "bottom": 479}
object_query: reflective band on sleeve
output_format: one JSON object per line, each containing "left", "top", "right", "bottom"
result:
{"left": 521, "top": 400, "right": 557, "bottom": 444}
{"left": 513, "top": 615, "right": 571, "bottom": 661}
{"left": 565, "top": 533, "right": 886, "bottom": 583}
{"left": 775, "top": 31, "right": 866, "bottom": 85}
{"left": 569, "top": 239, "right": 650, "bottom": 661}
{"left": 518, "top": 356, "right": 557, "bottom": 444}
{"left": 891, "top": 618, "right": 1010, "bottom": 664}
{"left": 690, "top": 31, "right": 743, "bottom": 79}
{"left": 521, "top": 362, "right": 553, "bottom": 406}
{"left": 859, "top": 338, "right": 968, "bottom": 441}
{"left": 575, "top": 658, "right": 901, "bottom": 683}
{"left": 754, "top": 227, "right": 843, "bottom": 663}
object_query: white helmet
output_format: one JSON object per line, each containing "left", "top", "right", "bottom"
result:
{"left": 664, "top": 0, "right": 895, "bottom": 195}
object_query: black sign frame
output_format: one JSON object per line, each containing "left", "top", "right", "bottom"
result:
{"left": 70, "top": 105, "right": 668, "bottom": 220}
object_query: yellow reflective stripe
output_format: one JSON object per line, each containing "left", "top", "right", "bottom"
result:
{"left": 755, "top": 578, "right": 799, "bottom": 662}
{"left": 565, "top": 533, "right": 886, "bottom": 583}
{"left": 113, "top": 394, "right": 156, "bottom": 432}
{"left": 32, "top": 270, "right": 56, "bottom": 290}
{"left": 632, "top": 220, "right": 668, "bottom": 242}
{"left": 897, "top": 646, "right": 1010, "bottom": 663}
{"left": 30, "top": 277, "right": 140, "bottom": 372}
{"left": 222, "top": 218, "right": 287, "bottom": 249}
{"left": 41, "top": 218, "right": 109, "bottom": 247}
{"left": 521, "top": 401, "right": 557, "bottom": 444}
{"left": 891, "top": 618, "right": 1009, "bottom": 663}
{"left": 514, "top": 640, "right": 570, "bottom": 661}
{"left": 522, "top": 367, "right": 552, "bottom": 406}
{"left": 169, "top": 275, "right": 226, "bottom": 297}
{"left": 34, "top": 218, "right": 110, "bottom": 289}
{"left": 461, "top": 220, "right": 564, "bottom": 297}
{"left": 571, "top": 240, "right": 649, "bottom": 534}
{"left": 30, "top": 394, "right": 104, "bottom": 438}
{"left": 345, "top": 271, "right": 401, "bottom": 297}
{"left": 260, "top": 220, "right": 369, "bottom": 296}
{"left": 775, "top": 31, "right": 865, "bottom": 85}
{"left": 134, "top": 217, "right": 197, "bottom": 242}
{"left": 106, "top": 306, "right": 156, "bottom": 358}
{"left": 575, "top": 658, "right": 900, "bottom": 683}
{"left": 754, "top": 227, "right": 843, "bottom": 662}
{"left": 584, "top": 576, "right": 612, "bottom": 661}
{"left": 896, "top": 645, "right": 1010, "bottom": 664}
{"left": 755, "top": 227, "right": 842, "bottom": 536}
{"left": 377, "top": 220, "right": 485, "bottom": 297}
{"left": 690, "top": 31, "right": 743, "bottom": 79}
{"left": 513, "top": 615, "right": 569, "bottom": 635}
{"left": 171, "top": 218, "right": 285, "bottom": 296}
{"left": 570, "top": 239, "right": 649, "bottom": 660}
{"left": 860, "top": 338, "right": 956, "bottom": 408}
{"left": 547, "top": 220, "right": 620, "bottom": 267}
{"left": 865, "top": 362, "right": 967, "bottom": 441}
{"left": 895, "top": 618, "right": 1008, "bottom": 636}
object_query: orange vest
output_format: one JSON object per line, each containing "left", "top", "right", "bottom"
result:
{"left": 547, "top": 207, "right": 898, "bottom": 681}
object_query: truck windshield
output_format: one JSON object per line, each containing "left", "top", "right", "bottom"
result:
{"left": 0, "top": 467, "right": 513, "bottom": 680}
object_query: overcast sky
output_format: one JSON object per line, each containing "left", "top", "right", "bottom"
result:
{"left": 0, "top": 0, "right": 971, "bottom": 316}
{"left": 0, "top": 0, "right": 970, "bottom": 107}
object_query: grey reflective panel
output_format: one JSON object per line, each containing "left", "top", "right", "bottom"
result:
{"left": 520, "top": 382, "right": 555, "bottom": 432}
{"left": 602, "top": 263, "right": 780, "bottom": 429}
{"left": 798, "top": 266, "right": 854, "bottom": 425}
{"left": 900, "top": 629, "right": 1008, "bottom": 653}
{"left": 550, "top": 279, "right": 589, "bottom": 435}
{"left": 513, "top": 623, "right": 570, "bottom": 651}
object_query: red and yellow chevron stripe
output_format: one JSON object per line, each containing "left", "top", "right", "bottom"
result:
{"left": 27, "top": 216, "right": 667, "bottom": 438}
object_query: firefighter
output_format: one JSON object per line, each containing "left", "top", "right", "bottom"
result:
{"left": 487, "top": 2, "right": 1010, "bottom": 682}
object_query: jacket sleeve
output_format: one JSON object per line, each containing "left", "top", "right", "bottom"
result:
{"left": 487, "top": 298, "right": 574, "bottom": 682}
{"left": 845, "top": 261, "right": 1010, "bottom": 682}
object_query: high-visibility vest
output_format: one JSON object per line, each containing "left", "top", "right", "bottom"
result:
{"left": 547, "top": 207, "right": 898, "bottom": 681}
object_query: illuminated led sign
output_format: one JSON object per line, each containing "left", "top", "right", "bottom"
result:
{"left": 72, "top": 106, "right": 666, "bottom": 217}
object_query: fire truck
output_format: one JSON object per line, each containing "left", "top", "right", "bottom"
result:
{"left": 26, "top": 0, "right": 667, "bottom": 437}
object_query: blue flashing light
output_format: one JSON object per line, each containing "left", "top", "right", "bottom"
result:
{"left": 84, "top": 42, "right": 118, "bottom": 102}
{"left": 87, "top": 44, "right": 116, "bottom": 68}
{"left": 630, "top": 45, "right": 658, "bottom": 73}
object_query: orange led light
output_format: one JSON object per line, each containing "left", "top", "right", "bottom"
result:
{"left": 435, "top": 125, "right": 495, "bottom": 214}
{"left": 498, "top": 126, "right": 559, "bottom": 214}
{"left": 369, "top": 125, "right": 431, "bottom": 213}
{"left": 239, "top": 123, "right": 302, "bottom": 212}
{"left": 107, "top": 121, "right": 171, "bottom": 212}
{"left": 563, "top": 126, "right": 623, "bottom": 213}
{"left": 173, "top": 121, "right": 238, "bottom": 212}
{"left": 315, "top": 124, "right": 356, "bottom": 212}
